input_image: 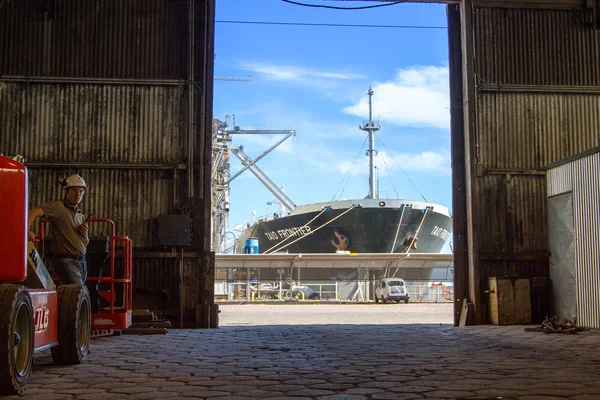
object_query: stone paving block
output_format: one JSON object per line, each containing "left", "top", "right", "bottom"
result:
{"left": 422, "top": 390, "right": 476, "bottom": 398}
{"left": 526, "top": 387, "right": 584, "bottom": 396}
{"left": 310, "top": 383, "right": 353, "bottom": 391}
{"left": 343, "top": 387, "right": 386, "bottom": 395}
{"left": 168, "top": 389, "right": 231, "bottom": 397}
{"left": 372, "top": 393, "right": 424, "bottom": 399}
{"left": 126, "top": 391, "right": 181, "bottom": 399}
{"left": 315, "top": 395, "right": 369, "bottom": 400}
{"left": 35, "top": 382, "right": 85, "bottom": 390}
{"left": 90, "top": 382, "right": 139, "bottom": 390}
{"left": 474, "top": 388, "right": 530, "bottom": 398}
{"left": 283, "top": 389, "right": 338, "bottom": 396}
{"left": 259, "top": 384, "right": 306, "bottom": 392}
{"left": 16, "top": 387, "right": 59, "bottom": 396}
{"left": 144, "top": 380, "right": 187, "bottom": 387}
{"left": 239, "top": 379, "right": 281, "bottom": 386}
{"left": 370, "top": 375, "right": 418, "bottom": 382}
{"left": 240, "top": 389, "right": 288, "bottom": 398}
{"left": 431, "top": 383, "right": 490, "bottom": 392}
{"left": 358, "top": 381, "right": 403, "bottom": 389}
{"left": 109, "top": 386, "right": 160, "bottom": 394}
{"left": 17, "top": 395, "right": 74, "bottom": 400}
{"left": 55, "top": 388, "right": 107, "bottom": 396}
{"left": 284, "top": 378, "right": 329, "bottom": 385}
{"left": 389, "top": 386, "right": 434, "bottom": 394}
{"left": 120, "top": 377, "right": 165, "bottom": 384}
{"left": 29, "top": 377, "right": 75, "bottom": 384}
{"left": 268, "top": 397, "right": 313, "bottom": 400}
{"left": 210, "top": 397, "right": 253, "bottom": 400}
{"left": 76, "top": 394, "right": 125, "bottom": 400}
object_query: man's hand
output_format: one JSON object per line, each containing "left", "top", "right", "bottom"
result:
{"left": 28, "top": 230, "right": 37, "bottom": 242}
{"left": 77, "top": 223, "right": 89, "bottom": 236}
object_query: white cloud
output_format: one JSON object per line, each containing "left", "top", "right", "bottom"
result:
{"left": 343, "top": 65, "right": 450, "bottom": 130}
{"left": 336, "top": 150, "right": 450, "bottom": 176}
{"left": 389, "top": 151, "right": 450, "bottom": 175}
{"left": 241, "top": 62, "right": 364, "bottom": 83}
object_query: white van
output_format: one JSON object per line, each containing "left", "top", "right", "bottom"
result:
{"left": 374, "top": 278, "right": 409, "bottom": 303}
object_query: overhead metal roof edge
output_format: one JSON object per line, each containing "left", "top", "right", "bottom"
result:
{"left": 541, "top": 146, "right": 600, "bottom": 171}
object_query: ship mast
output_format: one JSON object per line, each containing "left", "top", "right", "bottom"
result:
{"left": 359, "top": 87, "right": 381, "bottom": 199}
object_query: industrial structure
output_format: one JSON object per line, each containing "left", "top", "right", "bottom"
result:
{"left": 0, "top": 0, "right": 598, "bottom": 330}
{"left": 0, "top": 0, "right": 217, "bottom": 328}
{"left": 211, "top": 116, "right": 296, "bottom": 253}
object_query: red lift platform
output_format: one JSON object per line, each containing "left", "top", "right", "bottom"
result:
{"left": 0, "top": 155, "right": 90, "bottom": 395}
{"left": 39, "top": 219, "right": 133, "bottom": 337}
{"left": 0, "top": 154, "right": 133, "bottom": 395}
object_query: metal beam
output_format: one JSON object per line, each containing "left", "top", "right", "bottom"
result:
{"left": 0, "top": 75, "right": 186, "bottom": 86}
{"left": 225, "top": 129, "right": 295, "bottom": 135}
{"left": 473, "top": 0, "right": 587, "bottom": 8}
{"left": 374, "top": 0, "right": 586, "bottom": 7}
{"left": 478, "top": 83, "right": 600, "bottom": 94}
{"left": 484, "top": 169, "right": 546, "bottom": 176}
{"left": 447, "top": 3, "right": 468, "bottom": 328}
{"left": 231, "top": 147, "right": 296, "bottom": 212}
{"left": 226, "top": 131, "right": 295, "bottom": 184}
{"left": 24, "top": 162, "right": 187, "bottom": 170}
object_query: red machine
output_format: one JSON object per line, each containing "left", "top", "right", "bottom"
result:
{"left": 0, "top": 155, "right": 132, "bottom": 395}
{"left": 39, "top": 218, "right": 133, "bottom": 336}
{"left": 85, "top": 219, "right": 133, "bottom": 336}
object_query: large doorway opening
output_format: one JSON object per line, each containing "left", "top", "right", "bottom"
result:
{"left": 212, "top": 0, "right": 457, "bottom": 325}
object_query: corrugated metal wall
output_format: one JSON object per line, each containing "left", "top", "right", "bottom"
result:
{"left": 1, "top": 84, "right": 187, "bottom": 165}
{"left": 0, "top": 0, "right": 215, "bottom": 328}
{"left": 475, "top": 8, "right": 600, "bottom": 86}
{"left": 547, "top": 152, "right": 600, "bottom": 328}
{"left": 463, "top": 4, "right": 600, "bottom": 323}
{"left": 0, "top": 0, "right": 189, "bottom": 79}
{"left": 477, "top": 94, "right": 600, "bottom": 169}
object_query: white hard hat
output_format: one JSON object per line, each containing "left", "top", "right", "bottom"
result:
{"left": 64, "top": 174, "right": 87, "bottom": 189}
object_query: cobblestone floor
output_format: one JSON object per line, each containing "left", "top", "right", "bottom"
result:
{"left": 3, "top": 304, "right": 599, "bottom": 400}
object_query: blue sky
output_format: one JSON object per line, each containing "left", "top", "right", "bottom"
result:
{"left": 214, "top": 0, "right": 452, "bottom": 250}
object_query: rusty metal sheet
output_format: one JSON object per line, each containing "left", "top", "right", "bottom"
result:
{"left": 0, "top": 0, "right": 188, "bottom": 79}
{"left": 475, "top": 8, "right": 600, "bottom": 86}
{"left": 477, "top": 93, "right": 600, "bottom": 170}
{"left": 0, "top": 83, "right": 187, "bottom": 164}
{"left": 476, "top": 175, "right": 548, "bottom": 277}
{"left": 0, "top": 0, "right": 215, "bottom": 329}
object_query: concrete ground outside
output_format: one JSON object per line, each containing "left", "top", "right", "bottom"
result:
{"left": 218, "top": 303, "right": 454, "bottom": 326}
{"left": 4, "top": 303, "right": 599, "bottom": 400}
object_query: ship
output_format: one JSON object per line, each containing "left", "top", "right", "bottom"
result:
{"left": 232, "top": 88, "right": 453, "bottom": 257}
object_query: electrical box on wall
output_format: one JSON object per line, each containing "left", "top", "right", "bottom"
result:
{"left": 158, "top": 214, "right": 191, "bottom": 247}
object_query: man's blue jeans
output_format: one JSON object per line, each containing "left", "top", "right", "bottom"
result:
{"left": 52, "top": 257, "right": 87, "bottom": 286}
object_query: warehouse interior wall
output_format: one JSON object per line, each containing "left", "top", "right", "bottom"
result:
{"left": 454, "top": 0, "right": 600, "bottom": 325}
{"left": 0, "top": 0, "right": 217, "bottom": 328}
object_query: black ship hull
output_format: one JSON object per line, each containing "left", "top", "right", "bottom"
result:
{"left": 239, "top": 200, "right": 452, "bottom": 255}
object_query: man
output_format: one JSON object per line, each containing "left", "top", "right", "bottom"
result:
{"left": 28, "top": 174, "right": 89, "bottom": 285}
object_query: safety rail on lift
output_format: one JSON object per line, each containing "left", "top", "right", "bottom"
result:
{"left": 37, "top": 218, "right": 132, "bottom": 336}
